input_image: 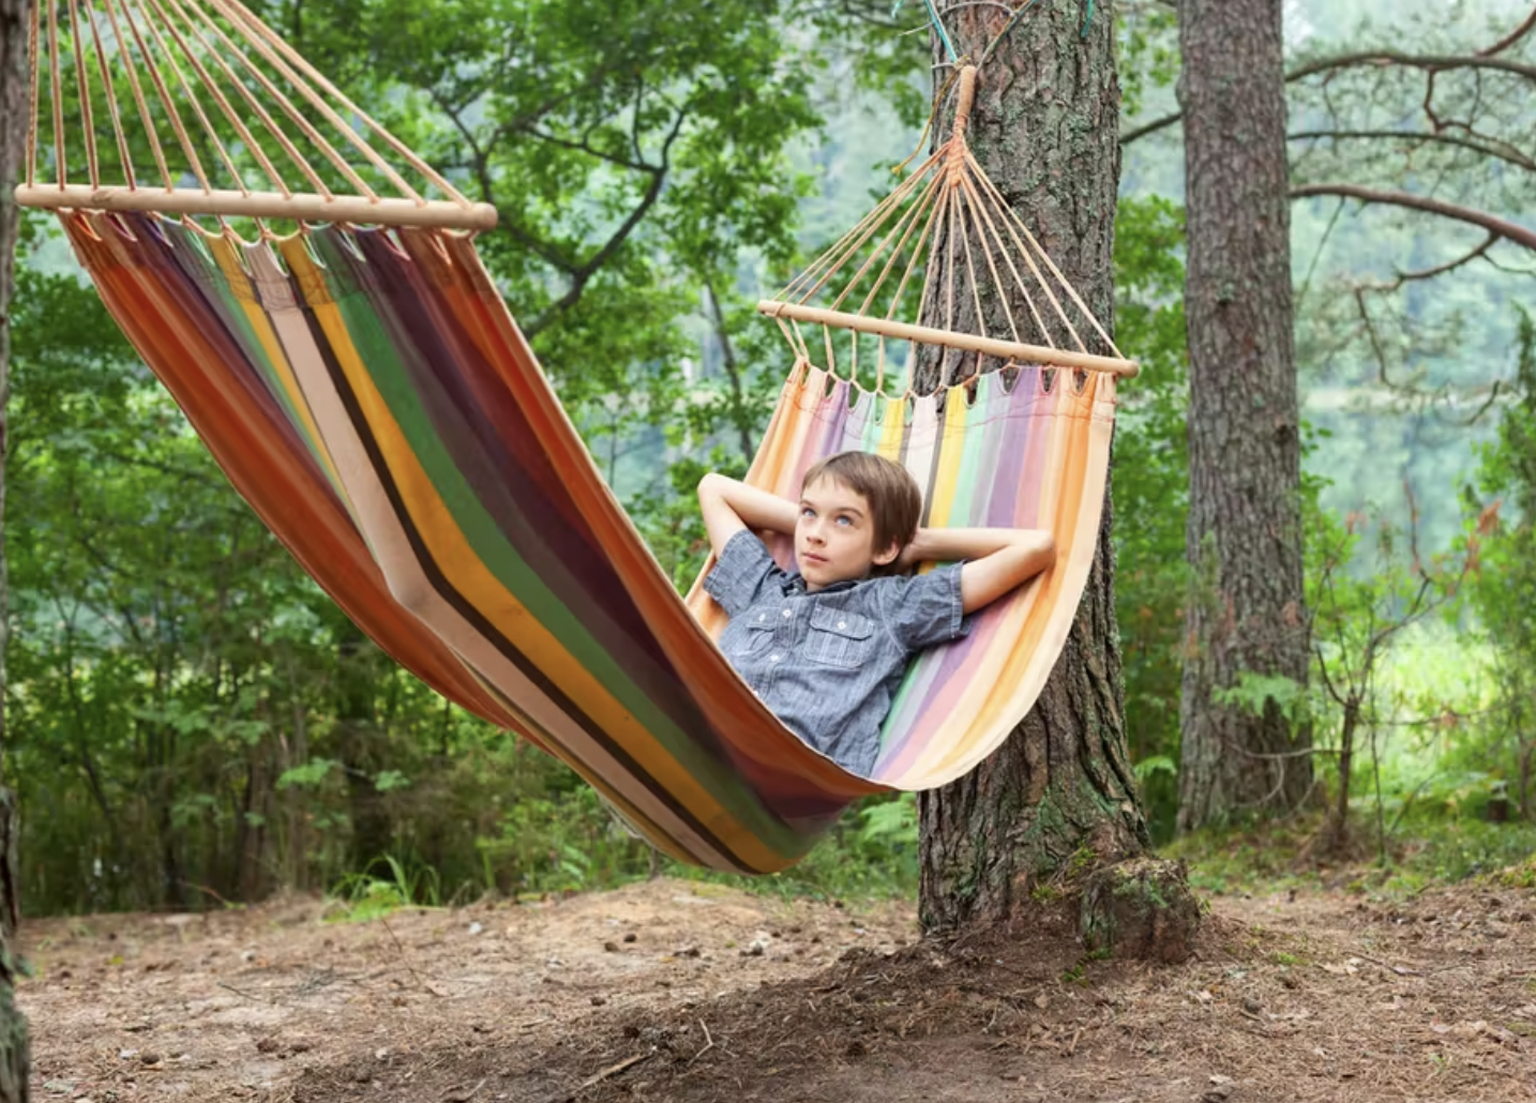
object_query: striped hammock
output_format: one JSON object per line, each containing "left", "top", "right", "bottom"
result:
{"left": 23, "top": 2, "right": 1135, "bottom": 872}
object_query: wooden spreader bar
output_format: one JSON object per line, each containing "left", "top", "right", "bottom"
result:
{"left": 757, "top": 301, "right": 1140, "bottom": 379}
{"left": 15, "top": 184, "right": 498, "bottom": 231}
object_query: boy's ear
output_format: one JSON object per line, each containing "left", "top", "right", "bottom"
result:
{"left": 872, "top": 541, "right": 902, "bottom": 567}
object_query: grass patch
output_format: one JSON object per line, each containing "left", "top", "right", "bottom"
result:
{"left": 1162, "top": 817, "right": 1325, "bottom": 897}
{"left": 1167, "top": 811, "right": 1536, "bottom": 901}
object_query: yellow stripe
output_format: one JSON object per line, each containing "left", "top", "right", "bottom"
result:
{"left": 926, "top": 390, "right": 969, "bottom": 529}
{"left": 877, "top": 392, "right": 906, "bottom": 459}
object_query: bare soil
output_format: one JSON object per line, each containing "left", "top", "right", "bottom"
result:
{"left": 20, "top": 874, "right": 1536, "bottom": 1102}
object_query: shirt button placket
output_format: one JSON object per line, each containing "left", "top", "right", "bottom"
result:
{"left": 774, "top": 606, "right": 793, "bottom": 682}
{"left": 766, "top": 606, "right": 791, "bottom": 684}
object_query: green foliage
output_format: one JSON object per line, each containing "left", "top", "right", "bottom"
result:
{"left": 1173, "top": 812, "right": 1536, "bottom": 901}
{"left": 855, "top": 793, "right": 919, "bottom": 852}
{"left": 1213, "top": 673, "right": 1311, "bottom": 732}
{"left": 277, "top": 759, "right": 339, "bottom": 790}
{"left": 474, "top": 783, "right": 652, "bottom": 896}
{"left": 1132, "top": 755, "right": 1176, "bottom": 783}
{"left": 329, "top": 855, "right": 443, "bottom": 922}
{"left": 1109, "top": 193, "right": 1190, "bottom": 840}
{"left": 1116, "top": 0, "right": 1180, "bottom": 120}
{"left": 1455, "top": 306, "right": 1536, "bottom": 814}
{"left": 1304, "top": 461, "right": 1477, "bottom": 854}
{"left": 668, "top": 793, "right": 921, "bottom": 902}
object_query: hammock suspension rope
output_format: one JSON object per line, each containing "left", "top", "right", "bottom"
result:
{"left": 18, "top": 0, "right": 496, "bottom": 230}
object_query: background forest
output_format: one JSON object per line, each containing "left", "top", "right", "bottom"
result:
{"left": 6, "top": 0, "right": 1535, "bottom": 918}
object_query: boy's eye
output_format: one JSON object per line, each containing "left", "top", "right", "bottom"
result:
{"left": 835, "top": 515, "right": 853, "bottom": 526}
{"left": 800, "top": 507, "right": 816, "bottom": 519}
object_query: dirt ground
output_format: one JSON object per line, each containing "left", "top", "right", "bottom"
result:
{"left": 19, "top": 873, "right": 1535, "bottom": 1103}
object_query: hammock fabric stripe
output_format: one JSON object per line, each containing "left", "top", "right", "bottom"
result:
{"left": 58, "top": 210, "right": 1115, "bottom": 874}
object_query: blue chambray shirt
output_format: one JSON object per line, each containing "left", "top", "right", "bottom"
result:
{"left": 704, "top": 529, "right": 969, "bottom": 777}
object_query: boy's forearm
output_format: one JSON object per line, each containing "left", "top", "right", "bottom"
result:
{"left": 914, "top": 526, "right": 1057, "bottom": 615}
{"left": 904, "top": 526, "right": 1039, "bottom": 564}
{"left": 698, "top": 474, "right": 798, "bottom": 551}
{"left": 718, "top": 477, "right": 799, "bottom": 533}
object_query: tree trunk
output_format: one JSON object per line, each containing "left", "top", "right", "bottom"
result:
{"left": 916, "top": 6, "right": 1193, "bottom": 958}
{"left": 1329, "top": 698, "right": 1359, "bottom": 851}
{"left": 1176, "top": 0, "right": 1311, "bottom": 833}
{"left": 0, "top": 0, "right": 34, "bottom": 1097}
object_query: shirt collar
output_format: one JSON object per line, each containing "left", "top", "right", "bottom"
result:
{"left": 782, "top": 573, "right": 860, "bottom": 596}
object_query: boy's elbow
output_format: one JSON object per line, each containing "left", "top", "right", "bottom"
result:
{"left": 1019, "top": 531, "right": 1056, "bottom": 577}
{"left": 698, "top": 472, "right": 725, "bottom": 501}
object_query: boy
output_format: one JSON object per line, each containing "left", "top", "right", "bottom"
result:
{"left": 698, "top": 452, "right": 1055, "bottom": 777}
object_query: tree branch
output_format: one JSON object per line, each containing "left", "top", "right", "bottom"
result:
{"left": 523, "top": 127, "right": 650, "bottom": 172}
{"left": 1121, "top": 111, "right": 1181, "bottom": 145}
{"left": 1123, "top": 44, "right": 1536, "bottom": 145}
{"left": 1477, "top": 5, "right": 1536, "bottom": 58}
{"left": 798, "top": 0, "right": 905, "bottom": 30}
{"left": 1288, "top": 128, "right": 1536, "bottom": 173}
{"left": 1286, "top": 50, "right": 1536, "bottom": 84}
{"left": 1290, "top": 184, "right": 1536, "bottom": 252}
{"left": 1382, "top": 232, "right": 1499, "bottom": 288}
{"left": 524, "top": 106, "right": 691, "bottom": 337}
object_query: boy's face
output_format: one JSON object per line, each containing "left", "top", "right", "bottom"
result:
{"left": 796, "top": 476, "right": 900, "bottom": 592}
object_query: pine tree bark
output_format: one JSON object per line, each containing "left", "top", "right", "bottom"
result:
{"left": 1176, "top": 0, "right": 1311, "bottom": 832}
{"left": 0, "top": 0, "right": 34, "bottom": 1097}
{"left": 916, "top": 6, "right": 1195, "bottom": 958}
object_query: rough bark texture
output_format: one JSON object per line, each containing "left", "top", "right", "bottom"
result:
{"left": 916, "top": 6, "right": 1174, "bottom": 941}
{"left": 0, "top": 0, "right": 34, "bottom": 1097}
{"left": 1176, "top": 0, "right": 1312, "bottom": 833}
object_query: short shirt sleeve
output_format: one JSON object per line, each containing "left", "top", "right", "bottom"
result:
{"left": 880, "top": 563, "right": 968, "bottom": 651}
{"left": 702, "top": 529, "right": 784, "bottom": 618}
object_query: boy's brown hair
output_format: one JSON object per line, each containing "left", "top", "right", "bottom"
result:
{"left": 801, "top": 451, "right": 924, "bottom": 563}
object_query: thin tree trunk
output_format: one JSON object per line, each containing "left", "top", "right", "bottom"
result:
{"left": 0, "top": 0, "right": 34, "bottom": 1096}
{"left": 287, "top": 670, "right": 310, "bottom": 891}
{"left": 916, "top": 7, "right": 1194, "bottom": 957}
{"left": 336, "top": 626, "right": 391, "bottom": 872}
{"left": 703, "top": 280, "right": 756, "bottom": 460}
{"left": 1331, "top": 699, "right": 1358, "bottom": 849}
{"left": 1177, "top": 0, "right": 1312, "bottom": 833}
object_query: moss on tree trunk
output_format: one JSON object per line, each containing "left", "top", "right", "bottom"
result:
{"left": 915, "top": 5, "right": 1197, "bottom": 962}
{"left": 1081, "top": 856, "right": 1202, "bottom": 964}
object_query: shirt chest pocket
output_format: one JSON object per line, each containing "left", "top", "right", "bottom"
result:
{"left": 805, "top": 606, "right": 876, "bottom": 669}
